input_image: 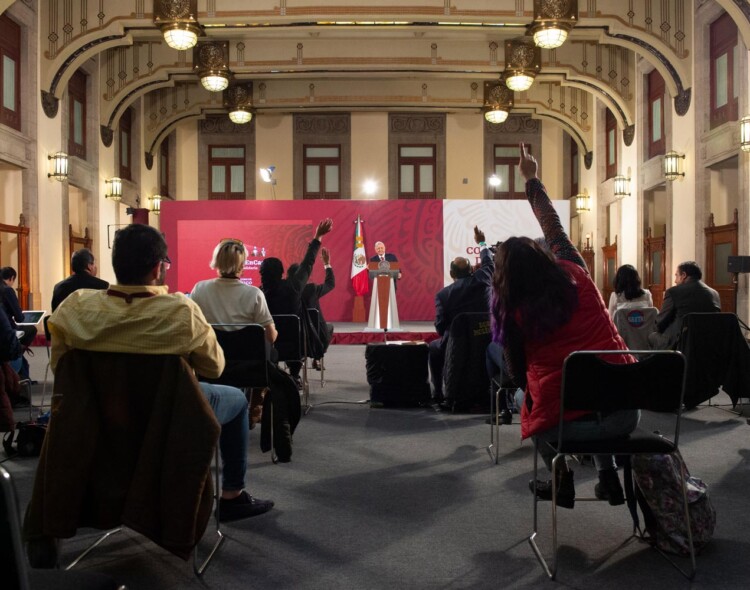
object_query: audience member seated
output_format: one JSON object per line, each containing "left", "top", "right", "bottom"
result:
{"left": 47, "top": 224, "right": 273, "bottom": 522}
{"left": 648, "top": 261, "right": 721, "bottom": 350}
{"left": 287, "top": 246, "right": 336, "bottom": 370}
{"left": 429, "top": 226, "right": 492, "bottom": 405}
{"left": 607, "top": 264, "right": 653, "bottom": 319}
{"left": 51, "top": 248, "right": 109, "bottom": 311}
{"left": 191, "top": 238, "right": 301, "bottom": 462}
{"left": 259, "top": 219, "right": 333, "bottom": 387}
{"left": 491, "top": 143, "right": 636, "bottom": 509}
{"left": 1, "top": 306, "right": 23, "bottom": 427}
{"left": 1, "top": 266, "right": 36, "bottom": 349}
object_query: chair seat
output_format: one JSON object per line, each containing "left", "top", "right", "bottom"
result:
{"left": 550, "top": 428, "right": 677, "bottom": 456}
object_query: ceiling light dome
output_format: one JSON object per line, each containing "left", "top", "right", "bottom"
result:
{"left": 229, "top": 107, "right": 253, "bottom": 124}
{"left": 504, "top": 38, "right": 541, "bottom": 93}
{"left": 162, "top": 23, "right": 200, "bottom": 51}
{"left": 530, "top": 0, "right": 578, "bottom": 49}
{"left": 484, "top": 108, "right": 509, "bottom": 124}
{"left": 201, "top": 70, "right": 230, "bottom": 92}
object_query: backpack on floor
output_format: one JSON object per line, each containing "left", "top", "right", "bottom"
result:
{"left": 629, "top": 451, "right": 716, "bottom": 556}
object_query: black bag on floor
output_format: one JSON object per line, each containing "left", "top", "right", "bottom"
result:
{"left": 3, "top": 421, "right": 47, "bottom": 457}
{"left": 365, "top": 343, "right": 430, "bottom": 407}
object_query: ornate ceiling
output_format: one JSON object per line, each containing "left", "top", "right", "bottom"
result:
{"left": 25, "top": 0, "right": 749, "bottom": 164}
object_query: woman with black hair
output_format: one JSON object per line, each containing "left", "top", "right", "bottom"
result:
{"left": 607, "top": 264, "right": 653, "bottom": 318}
{"left": 491, "top": 144, "right": 637, "bottom": 509}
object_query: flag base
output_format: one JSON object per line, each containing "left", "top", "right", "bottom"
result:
{"left": 352, "top": 295, "right": 366, "bottom": 322}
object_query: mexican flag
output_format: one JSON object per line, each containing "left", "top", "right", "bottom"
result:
{"left": 351, "top": 215, "right": 369, "bottom": 295}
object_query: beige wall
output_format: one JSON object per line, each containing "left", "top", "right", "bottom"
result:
{"left": 446, "top": 113, "right": 483, "bottom": 199}
{"left": 351, "top": 112, "right": 388, "bottom": 199}
{"left": 175, "top": 121, "right": 199, "bottom": 201}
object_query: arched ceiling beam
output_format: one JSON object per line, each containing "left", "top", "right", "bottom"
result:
{"left": 716, "top": 0, "right": 750, "bottom": 50}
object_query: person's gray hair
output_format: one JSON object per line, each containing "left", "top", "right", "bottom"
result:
{"left": 71, "top": 248, "right": 95, "bottom": 274}
{"left": 210, "top": 239, "right": 248, "bottom": 277}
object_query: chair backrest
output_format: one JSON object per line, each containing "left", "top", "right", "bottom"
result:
{"left": 561, "top": 350, "right": 686, "bottom": 414}
{"left": 443, "top": 312, "right": 492, "bottom": 408}
{"left": 43, "top": 315, "right": 51, "bottom": 342}
{"left": 272, "top": 314, "right": 303, "bottom": 362}
{"left": 210, "top": 324, "right": 269, "bottom": 388}
{"left": 24, "top": 350, "right": 220, "bottom": 561}
{"left": 1, "top": 465, "right": 29, "bottom": 590}
{"left": 677, "top": 312, "right": 750, "bottom": 408}
{"left": 613, "top": 307, "right": 658, "bottom": 350}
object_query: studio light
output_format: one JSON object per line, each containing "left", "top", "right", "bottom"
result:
{"left": 488, "top": 174, "right": 501, "bottom": 188}
{"left": 259, "top": 166, "right": 275, "bottom": 183}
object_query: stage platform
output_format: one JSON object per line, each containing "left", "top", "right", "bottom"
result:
{"left": 330, "top": 321, "right": 439, "bottom": 345}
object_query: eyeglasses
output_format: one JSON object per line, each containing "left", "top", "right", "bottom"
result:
{"left": 162, "top": 256, "right": 171, "bottom": 270}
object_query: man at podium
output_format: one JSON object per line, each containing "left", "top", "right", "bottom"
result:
{"left": 367, "top": 242, "right": 401, "bottom": 330}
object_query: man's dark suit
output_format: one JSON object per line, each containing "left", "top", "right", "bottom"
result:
{"left": 648, "top": 278, "right": 721, "bottom": 349}
{"left": 370, "top": 253, "right": 398, "bottom": 263}
{"left": 429, "top": 248, "right": 493, "bottom": 401}
{"left": 51, "top": 272, "right": 109, "bottom": 311}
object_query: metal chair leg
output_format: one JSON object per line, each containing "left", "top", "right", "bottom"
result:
{"left": 65, "top": 528, "right": 122, "bottom": 570}
{"left": 528, "top": 441, "right": 555, "bottom": 579}
{"left": 194, "top": 445, "right": 225, "bottom": 577}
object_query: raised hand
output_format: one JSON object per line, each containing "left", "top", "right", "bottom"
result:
{"left": 518, "top": 142, "right": 538, "bottom": 182}
{"left": 321, "top": 247, "right": 330, "bottom": 265}
{"left": 474, "top": 225, "right": 486, "bottom": 244}
{"left": 315, "top": 218, "right": 333, "bottom": 240}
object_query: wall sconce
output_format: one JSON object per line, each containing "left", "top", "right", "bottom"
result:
{"left": 194, "top": 41, "right": 231, "bottom": 92}
{"left": 740, "top": 116, "right": 750, "bottom": 152}
{"left": 504, "top": 38, "right": 541, "bottom": 92}
{"left": 224, "top": 82, "right": 254, "bottom": 124}
{"left": 48, "top": 151, "right": 69, "bottom": 181}
{"left": 613, "top": 175, "right": 630, "bottom": 199}
{"left": 105, "top": 177, "right": 123, "bottom": 201}
{"left": 575, "top": 192, "right": 591, "bottom": 212}
{"left": 154, "top": 0, "right": 201, "bottom": 51}
{"left": 149, "top": 194, "right": 163, "bottom": 214}
{"left": 483, "top": 79, "right": 514, "bottom": 124}
{"left": 663, "top": 151, "right": 685, "bottom": 181}
{"left": 530, "top": 0, "right": 578, "bottom": 49}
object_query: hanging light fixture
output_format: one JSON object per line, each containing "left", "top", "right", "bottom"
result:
{"left": 740, "top": 116, "right": 750, "bottom": 152}
{"left": 154, "top": 0, "right": 201, "bottom": 51}
{"left": 504, "top": 38, "right": 541, "bottom": 92}
{"left": 224, "top": 82, "right": 255, "bottom": 124}
{"left": 105, "top": 177, "right": 123, "bottom": 201}
{"left": 529, "top": 0, "right": 578, "bottom": 50}
{"left": 613, "top": 175, "right": 630, "bottom": 199}
{"left": 48, "top": 152, "right": 69, "bottom": 181}
{"left": 194, "top": 41, "right": 231, "bottom": 92}
{"left": 663, "top": 151, "right": 685, "bottom": 181}
{"left": 483, "top": 79, "right": 514, "bottom": 124}
{"left": 575, "top": 192, "right": 591, "bottom": 212}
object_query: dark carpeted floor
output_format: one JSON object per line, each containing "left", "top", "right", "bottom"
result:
{"left": 4, "top": 345, "right": 750, "bottom": 589}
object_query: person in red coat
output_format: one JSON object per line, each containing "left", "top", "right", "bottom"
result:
{"left": 490, "top": 144, "right": 637, "bottom": 509}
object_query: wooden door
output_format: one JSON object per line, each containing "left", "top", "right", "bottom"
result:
{"left": 704, "top": 210, "right": 737, "bottom": 312}
{"left": 602, "top": 236, "right": 618, "bottom": 304}
{"left": 644, "top": 225, "right": 666, "bottom": 309}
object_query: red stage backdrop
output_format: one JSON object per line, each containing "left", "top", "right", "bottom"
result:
{"left": 160, "top": 200, "right": 443, "bottom": 322}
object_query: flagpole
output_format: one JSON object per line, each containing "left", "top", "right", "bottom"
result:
{"left": 352, "top": 215, "right": 367, "bottom": 323}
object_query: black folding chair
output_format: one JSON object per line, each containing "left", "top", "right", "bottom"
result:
{"left": 487, "top": 368, "right": 518, "bottom": 464}
{"left": 306, "top": 308, "right": 326, "bottom": 388}
{"left": 528, "top": 350, "right": 694, "bottom": 581}
{"left": 272, "top": 314, "right": 309, "bottom": 410}
{"left": 207, "top": 324, "right": 274, "bottom": 461}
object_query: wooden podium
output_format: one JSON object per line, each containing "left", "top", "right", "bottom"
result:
{"left": 367, "top": 261, "right": 400, "bottom": 330}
